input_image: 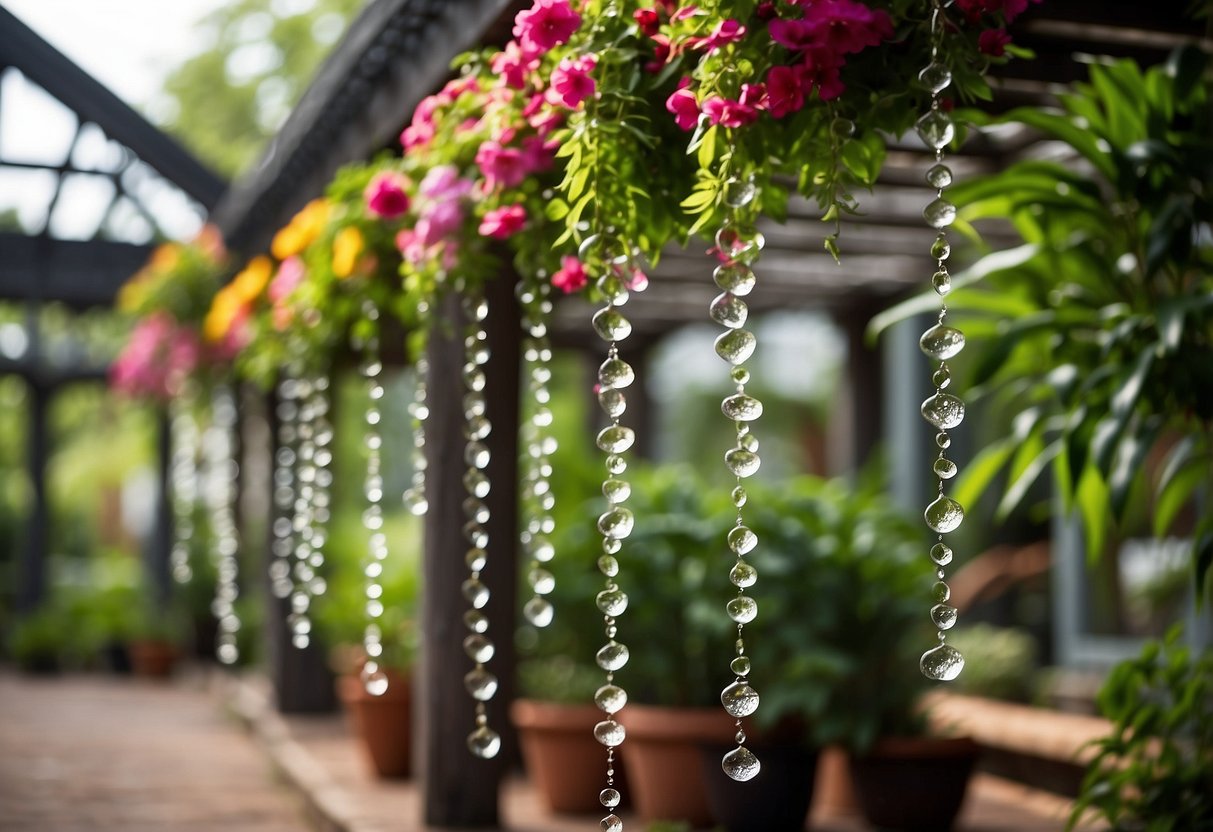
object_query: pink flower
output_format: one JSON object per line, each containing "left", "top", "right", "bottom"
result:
{"left": 111, "top": 313, "right": 203, "bottom": 400}
{"left": 395, "top": 229, "right": 427, "bottom": 266}
{"left": 800, "top": 0, "right": 893, "bottom": 55}
{"left": 513, "top": 0, "right": 581, "bottom": 56}
{"left": 475, "top": 141, "right": 528, "bottom": 190}
{"left": 364, "top": 171, "right": 410, "bottom": 219}
{"left": 479, "top": 204, "right": 527, "bottom": 238}
{"left": 645, "top": 34, "right": 672, "bottom": 72}
{"left": 666, "top": 78, "right": 699, "bottom": 131}
{"left": 521, "top": 136, "right": 557, "bottom": 174}
{"left": 756, "top": 2, "right": 777, "bottom": 21}
{"left": 549, "top": 55, "right": 597, "bottom": 109}
{"left": 551, "top": 256, "right": 587, "bottom": 293}
{"left": 769, "top": 18, "right": 815, "bottom": 51}
{"left": 416, "top": 201, "right": 464, "bottom": 246}
{"left": 702, "top": 19, "right": 746, "bottom": 51}
{"left": 765, "top": 65, "right": 806, "bottom": 118}
{"left": 420, "top": 166, "right": 474, "bottom": 201}
{"left": 269, "top": 257, "right": 305, "bottom": 303}
{"left": 978, "top": 28, "right": 1012, "bottom": 56}
{"left": 702, "top": 94, "right": 759, "bottom": 128}
{"left": 634, "top": 8, "right": 660, "bottom": 36}
{"left": 492, "top": 41, "right": 537, "bottom": 89}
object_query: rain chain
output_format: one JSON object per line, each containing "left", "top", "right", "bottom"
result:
{"left": 402, "top": 354, "right": 430, "bottom": 516}
{"left": 355, "top": 302, "right": 392, "bottom": 696}
{"left": 916, "top": 0, "right": 966, "bottom": 682}
{"left": 269, "top": 374, "right": 301, "bottom": 603}
{"left": 712, "top": 176, "right": 765, "bottom": 782}
{"left": 204, "top": 384, "right": 241, "bottom": 665}
{"left": 168, "top": 394, "right": 200, "bottom": 585}
{"left": 589, "top": 240, "right": 641, "bottom": 832}
{"left": 459, "top": 289, "right": 503, "bottom": 760}
{"left": 286, "top": 372, "right": 334, "bottom": 650}
{"left": 518, "top": 276, "right": 558, "bottom": 629}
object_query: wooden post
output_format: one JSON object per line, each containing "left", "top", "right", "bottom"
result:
{"left": 144, "top": 408, "right": 173, "bottom": 607}
{"left": 421, "top": 274, "right": 521, "bottom": 827}
{"left": 18, "top": 379, "right": 49, "bottom": 613}
{"left": 831, "top": 302, "right": 885, "bottom": 475}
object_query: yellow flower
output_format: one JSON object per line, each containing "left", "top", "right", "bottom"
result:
{"left": 116, "top": 271, "right": 151, "bottom": 312}
{"left": 271, "top": 199, "right": 330, "bottom": 260}
{"left": 148, "top": 242, "right": 181, "bottom": 273}
{"left": 331, "top": 226, "right": 364, "bottom": 279}
{"left": 230, "top": 256, "right": 274, "bottom": 304}
{"left": 203, "top": 285, "right": 244, "bottom": 343}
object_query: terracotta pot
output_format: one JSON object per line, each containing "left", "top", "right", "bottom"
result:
{"left": 618, "top": 704, "right": 736, "bottom": 827}
{"left": 338, "top": 671, "right": 413, "bottom": 778}
{"left": 699, "top": 742, "right": 819, "bottom": 832}
{"left": 511, "top": 699, "right": 625, "bottom": 814}
{"left": 128, "top": 640, "right": 178, "bottom": 678}
{"left": 849, "top": 735, "right": 980, "bottom": 831}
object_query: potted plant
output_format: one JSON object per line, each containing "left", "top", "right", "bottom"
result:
{"left": 1068, "top": 626, "right": 1213, "bottom": 831}
{"left": 126, "top": 600, "right": 187, "bottom": 679}
{"left": 314, "top": 512, "right": 421, "bottom": 779}
{"left": 9, "top": 606, "right": 68, "bottom": 674}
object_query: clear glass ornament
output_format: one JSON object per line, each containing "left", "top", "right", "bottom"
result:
{"left": 205, "top": 385, "right": 241, "bottom": 665}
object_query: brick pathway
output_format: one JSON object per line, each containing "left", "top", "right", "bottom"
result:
{"left": 0, "top": 672, "right": 312, "bottom": 832}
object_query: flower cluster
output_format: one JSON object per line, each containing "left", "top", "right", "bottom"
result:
{"left": 110, "top": 312, "right": 204, "bottom": 399}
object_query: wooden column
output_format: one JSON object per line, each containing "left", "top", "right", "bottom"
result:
{"left": 144, "top": 408, "right": 174, "bottom": 607}
{"left": 830, "top": 302, "right": 886, "bottom": 475}
{"left": 264, "top": 388, "right": 336, "bottom": 714}
{"left": 421, "top": 275, "right": 521, "bottom": 827}
{"left": 18, "top": 379, "right": 49, "bottom": 613}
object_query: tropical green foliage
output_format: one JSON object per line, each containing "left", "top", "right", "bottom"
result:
{"left": 900, "top": 47, "right": 1213, "bottom": 592}
{"left": 1069, "top": 628, "right": 1213, "bottom": 831}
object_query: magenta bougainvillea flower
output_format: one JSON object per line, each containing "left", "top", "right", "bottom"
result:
{"left": 364, "top": 171, "right": 411, "bottom": 219}
{"left": 549, "top": 54, "right": 597, "bottom": 108}
{"left": 479, "top": 204, "right": 528, "bottom": 238}
{"left": 551, "top": 255, "right": 588, "bottom": 293}
{"left": 513, "top": 0, "right": 581, "bottom": 56}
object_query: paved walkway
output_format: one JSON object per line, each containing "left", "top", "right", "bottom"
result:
{"left": 0, "top": 672, "right": 313, "bottom": 832}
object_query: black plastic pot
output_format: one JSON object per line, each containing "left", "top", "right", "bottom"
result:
{"left": 698, "top": 743, "right": 819, "bottom": 832}
{"left": 849, "top": 736, "right": 980, "bottom": 831}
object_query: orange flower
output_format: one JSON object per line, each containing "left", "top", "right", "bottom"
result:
{"left": 203, "top": 285, "right": 245, "bottom": 343}
{"left": 148, "top": 242, "right": 181, "bottom": 273}
{"left": 331, "top": 226, "right": 365, "bottom": 279}
{"left": 230, "top": 256, "right": 274, "bottom": 304}
{"left": 271, "top": 199, "right": 331, "bottom": 260}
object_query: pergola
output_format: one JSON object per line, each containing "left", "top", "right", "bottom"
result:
{"left": 206, "top": 0, "right": 1201, "bottom": 827}
{"left": 2, "top": 0, "right": 1203, "bottom": 827}
{"left": 0, "top": 6, "right": 225, "bottom": 611}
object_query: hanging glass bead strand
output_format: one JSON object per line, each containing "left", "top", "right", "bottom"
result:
{"left": 518, "top": 275, "right": 558, "bottom": 630}
{"left": 205, "top": 384, "right": 241, "bottom": 665}
{"left": 355, "top": 301, "right": 392, "bottom": 695}
{"left": 712, "top": 177, "right": 764, "bottom": 782}
{"left": 269, "top": 373, "right": 301, "bottom": 604}
{"left": 460, "top": 289, "right": 502, "bottom": 760}
{"left": 287, "top": 374, "right": 333, "bottom": 650}
{"left": 402, "top": 353, "right": 430, "bottom": 516}
{"left": 917, "top": 0, "right": 965, "bottom": 682}
{"left": 589, "top": 240, "right": 640, "bottom": 832}
{"left": 169, "top": 392, "right": 200, "bottom": 585}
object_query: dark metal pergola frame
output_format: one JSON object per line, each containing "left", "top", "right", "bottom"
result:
{"left": 0, "top": 6, "right": 226, "bottom": 612}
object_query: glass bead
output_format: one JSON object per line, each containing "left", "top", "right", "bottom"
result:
{"left": 932, "top": 270, "right": 952, "bottom": 296}
{"left": 598, "top": 555, "right": 620, "bottom": 577}
{"left": 724, "top": 178, "right": 757, "bottom": 207}
{"left": 593, "top": 308, "right": 633, "bottom": 342}
{"left": 932, "top": 365, "right": 951, "bottom": 389}
{"left": 467, "top": 726, "right": 502, "bottom": 758}
{"left": 936, "top": 431, "right": 952, "bottom": 449}
{"left": 731, "top": 486, "right": 747, "bottom": 507}
{"left": 730, "top": 656, "right": 752, "bottom": 676}
{"left": 597, "top": 425, "right": 636, "bottom": 454}
{"left": 532, "top": 537, "right": 555, "bottom": 562}
{"left": 465, "top": 415, "right": 492, "bottom": 441}
{"left": 529, "top": 568, "right": 556, "bottom": 595}
{"left": 598, "top": 358, "right": 635, "bottom": 389}
{"left": 727, "top": 525, "right": 758, "bottom": 556}
{"left": 598, "top": 388, "right": 627, "bottom": 418}
{"left": 933, "top": 581, "right": 952, "bottom": 603}
{"left": 921, "top": 393, "right": 966, "bottom": 430}
{"left": 596, "top": 641, "right": 630, "bottom": 671}
{"left": 713, "top": 263, "right": 757, "bottom": 297}
{"left": 594, "top": 684, "right": 628, "bottom": 714}
{"left": 931, "top": 235, "right": 952, "bottom": 261}
{"left": 606, "top": 454, "right": 627, "bottom": 475}
{"left": 722, "top": 746, "right": 761, "bottom": 782}
{"left": 727, "top": 595, "right": 758, "bottom": 624}
{"left": 596, "top": 275, "right": 630, "bottom": 307}
{"left": 714, "top": 329, "right": 757, "bottom": 365}
{"left": 721, "top": 393, "right": 763, "bottom": 421}
{"left": 925, "top": 495, "right": 965, "bottom": 533}
{"left": 597, "top": 507, "right": 635, "bottom": 540}
{"left": 594, "top": 719, "right": 626, "bottom": 747}
{"left": 464, "top": 667, "right": 499, "bottom": 701}
{"left": 714, "top": 224, "right": 765, "bottom": 263}
{"left": 602, "top": 478, "right": 632, "bottom": 503}
{"left": 926, "top": 162, "right": 953, "bottom": 189}
{"left": 930, "top": 542, "right": 954, "bottom": 565}
{"left": 465, "top": 548, "right": 487, "bottom": 571}
{"left": 462, "top": 578, "right": 490, "bottom": 609}
{"left": 934, "top": 458, "right": 958, "bottom": 479}
{"left": 923, "top": 197, "right": 957, "bottom": 229}
{"left": 725, "top": 448, "right": 761, "bottom": 478}
{"left": 463, "top": 634, "right": 495, "bottom": 663}
{"left": 919, "top": 324, "right": 966, "bottom": 360}
{"left": 600, "top": 788, "right": 621, "bottom": 809}
{"left": 596, "top": 588, "right": 629, "bottom": 616}
{"left": 830, "top": 116, "right": 856, "bottom": 138}
{"left": 710, "top": 292, "right": 749, "bottom": 329}
{"left": 920, "top": 644, "right": 965, "bottom": 681}
{"left": 721, "top": 680, "right": 760, "bottom": 717}
{"left": 729, "top": 560, "right": 758, "bottom": 588}
{"left": 731, "top": 366, "right": 750, "bottom": 385}
{"left": 463, "top": 470, "right": 490, "bottom": 499}
{"left": 600, "top": 814, "right": 623, "bottom": 832}
{"left": 919, "top": 62, "right": 953, "bottom": 94}
{"left": 523, "top": 597, "right": 554, "bottom": 627}
{"left": 915, "top": 109, "right": 955, "bottom": 150}
{"left": 464, "top": 610, "right": 489, "bottom": 633}
{"left": 602, "top": 538, "right": 621, "bottom": 555}
{"left": 932, "top": 604, "right": 958, "bottom": 630}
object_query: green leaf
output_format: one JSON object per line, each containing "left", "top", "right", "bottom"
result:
{"left": 1076, "top": 465, "right": 1110, "bottom": 560}
{"left": 545, "top": 199, "right": 570, "bottom": 221}
{"left": 697, "top": 125, "right": 718, "bottom": 169}
{"left": 952, "top": 437, "right": 1015, "bottom": 510}
{"left": 567, "top": 166, "right": 590, "bottom": 202}
{"left": 1108, "top": 420, "right": 1159, "bottom": 518}
{"left": 998, "top": 107, "right": 1118, "bottom": 181}
{"left": 1154, "top": 455, "right": 1208, "bottom": 537}
{"left": 1167, "top": 44, "right": 1210, "bottom": 105}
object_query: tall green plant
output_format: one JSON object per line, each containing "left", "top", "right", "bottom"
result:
{"left": 880, "top": 46, "right": 1213, "bottom": 591}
